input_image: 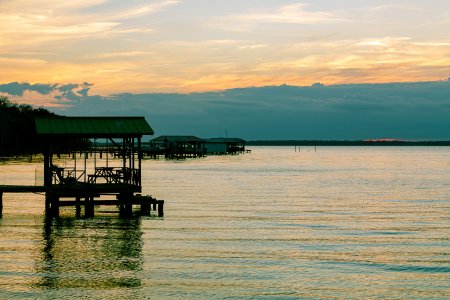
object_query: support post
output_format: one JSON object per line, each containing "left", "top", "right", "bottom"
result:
{"left": 85, "top": 196, "right": 94, "bottom": 218}
{"left": 125, "top": 200, "right": 132, "bottom": 217}
{"left": 0, "top": 192, "right": 3, "bottom": 217}
{"left": 106, "top": 138, "right": 109, "bottom": 167}
{"left": 52, "top": 196, "right": 59, "bottom": 217}
{"left": 118, "top": 192, "right": 133, "bottom": 217}
{"left": 75, "top": 197, "right": 81, "bottom": 218}
{"left": 43, "top": 141, "right": 52, "bottom": 188}
{"left": 122, "top": 139, "right": 127, "bottom": 182}
{"left": 46, "top": 195, "right": 59, "bottom": 218}
{"left": 141, "top": 202, "right": 150, "bottom": 215}
{"left": 45, "top": 192, "right": 52, "bottom": 215}
{"left": 158, "top": 201, "right": 164, "bottom": 217}
{"left": 84, "top": 152, "right": 87, "bottom": 183}
{"left": 138, "top": 137, "right": 142, "bottom": 187}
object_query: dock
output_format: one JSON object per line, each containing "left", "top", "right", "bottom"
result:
{"left": 0, "top": 116, "right": 164, "bottom": 219}
{"left": 146, "top": 135, "right": 206, "bottom": 159}
{"left": 144, "top": 135, "right": 249, "bottom": 158}
{"left": 0, "top": 184, "right": 164, "bottom": 217}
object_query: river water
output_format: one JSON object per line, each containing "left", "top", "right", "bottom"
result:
{"left": 0, "top": 146, "right": 449, "bottom": 299}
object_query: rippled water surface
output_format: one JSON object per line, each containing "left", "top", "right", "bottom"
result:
{"left": 0, "top": 146, "right": 449, "bottom": 299}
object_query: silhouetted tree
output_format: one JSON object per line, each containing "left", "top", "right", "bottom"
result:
{"left": 0, "top": 96, "right": 56, "bottom": 155}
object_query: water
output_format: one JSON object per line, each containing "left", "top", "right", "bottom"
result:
{"left": 0, "top": 146, "right": 449, "bottom": 299}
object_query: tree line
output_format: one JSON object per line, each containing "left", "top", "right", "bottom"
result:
{"left": 0, "top": 95, "right": 56, "bottom": 156}
{"left": 0, "top": 96, "right": 90, "bottom": 156}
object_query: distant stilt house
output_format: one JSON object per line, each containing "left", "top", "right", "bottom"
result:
{"left": 148, "top": 135, "right": 205, "bottom": 158}
{"left": 205, "top": 138, "right": 247, "bottom": 155}
{"left": 0, "top": 116, "right": 165, "bottom": 218}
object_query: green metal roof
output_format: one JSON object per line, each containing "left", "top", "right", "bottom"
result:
{"left": 35, "top": 116, "right": 154, "bottom": 137}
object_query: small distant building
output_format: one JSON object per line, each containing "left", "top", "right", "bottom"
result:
{"left": 149, "top": 135, "right": 205, "bottom": 158}
{"left": 205, "top": 138, "right": 246, "bottom": 155}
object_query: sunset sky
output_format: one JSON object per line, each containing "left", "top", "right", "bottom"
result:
{"left": 1, "top": 0, "right": 449, "bottom": 139}
{"left": 1, "top": 0, "right": 449, "bottom": 94}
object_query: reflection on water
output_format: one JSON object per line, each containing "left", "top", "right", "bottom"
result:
{"left": 0, "top": 147, "right": 449, "bottom": 298}
{"left": 36, "top": 216, "right": 143, "bottom": 290}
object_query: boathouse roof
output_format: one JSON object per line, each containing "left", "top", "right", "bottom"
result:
{"left": 151, "top": 135, "right": 204, "bottom": 143}
{"left": 35, "top": 116, "right": 154, "bottom": 138}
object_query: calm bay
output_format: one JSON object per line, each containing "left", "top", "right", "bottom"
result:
{"left": 0, "top": 146, "right": 449, "bottom": 299}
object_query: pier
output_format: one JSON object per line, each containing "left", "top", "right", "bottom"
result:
{"left": 0, "top": 116, "right": 164, "bottom": 218}
{"left": 147, "top": 135, "right": 206, "bottom": 159}
{"left": 143, "top": 135, "right": 249, "bottom": 158}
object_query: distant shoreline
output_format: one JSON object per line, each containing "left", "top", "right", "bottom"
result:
{"left": 246, "top": 140, "right": 450, "bottom": 146}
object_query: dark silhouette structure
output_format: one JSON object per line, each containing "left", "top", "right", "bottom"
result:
{"left": 0, "top": 116, "right": 164, "bottom": 218}
{"left": 147, "top": 135, "right": 206, "bottom": 158}
{"left": 205, "top": 138, "right": 247, "bottom": 154}
{"left": 0, "top": 95, "right": 55, "bottom": 156}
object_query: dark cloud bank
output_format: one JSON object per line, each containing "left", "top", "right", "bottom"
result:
{"left": 1, "top": 80, "right": 449, "bottom": 140}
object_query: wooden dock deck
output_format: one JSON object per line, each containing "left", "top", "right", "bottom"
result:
{"left": 0, "top": 185, "right": 47, "bottom": 193}
{"left": 0, "top": 184, "right": 164, "bottom": 218}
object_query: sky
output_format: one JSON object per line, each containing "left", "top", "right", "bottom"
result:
{"left": 1, "top": 0, "right": 449, "bottom": 139}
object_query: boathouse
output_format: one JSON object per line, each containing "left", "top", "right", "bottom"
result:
{"left": 0, "top": 116, "right": 164, "bottom": 218}
{"left": 148, "top": 135, "right": 205, "bottom": 158}
{"left": 205, "top": 138, "right": 246, "bottom": 154}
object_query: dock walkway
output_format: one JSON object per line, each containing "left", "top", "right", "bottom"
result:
{"left": 0, "top": 184, "right": 163, "bottom": 218}
{"left": 0, "top": 185, "right": 47, "bottom": 193}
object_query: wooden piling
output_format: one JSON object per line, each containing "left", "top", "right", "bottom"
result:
{"left": 75, "top": 197, "right": 81, "bottom": 218}
{"left": 45, "top": 193, "right": 51, "bottom": 213}
{"left": 54, "top": 197, "right": 60, "bottom": 217}
{"left": 157, "top": 200, "right": 164, "bottom": 217}
{"left": 118, "top": 192, "right": 133, "bottom": 217}
{"left": 141, "top": 202, "right": 150, "bottom": 215}
{"left": 85, "top": 196, "right": 94, "bottom": 218}
{"left": 126, "top": 192, "right": 133, "bottom": 216}
{"left": 47, "top": 195, "right": 59, "bottom": 218}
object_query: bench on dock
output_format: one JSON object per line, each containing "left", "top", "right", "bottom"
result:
{"left": 87, "top": 167, "right": 121, "bottom": 184}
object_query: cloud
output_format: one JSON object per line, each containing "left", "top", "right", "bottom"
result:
{"left": 114, "top": 1, "right": 181, "bottom": 20}
{"left": 228, "top": 3, "right": 347, "bottom": 24}
{"left": 0, "top": 82, "right": 94, "bottom": 104}
{"left": 365, "top": 4, "right": 421, "bottom": 12}
{"left": 3, "top": 80, "right": 447, "bottom": 140}
{"left": 0, "top": 0, "right": 179, "bottom": 49}
{"left": 238, "top": 44, "right": 268, "bottom": 50}
{"left": 95, "top": 51, "right": 155, "bottom": 58}
{"left": 0, "top": 82, "right": 56, "bottom": 96}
